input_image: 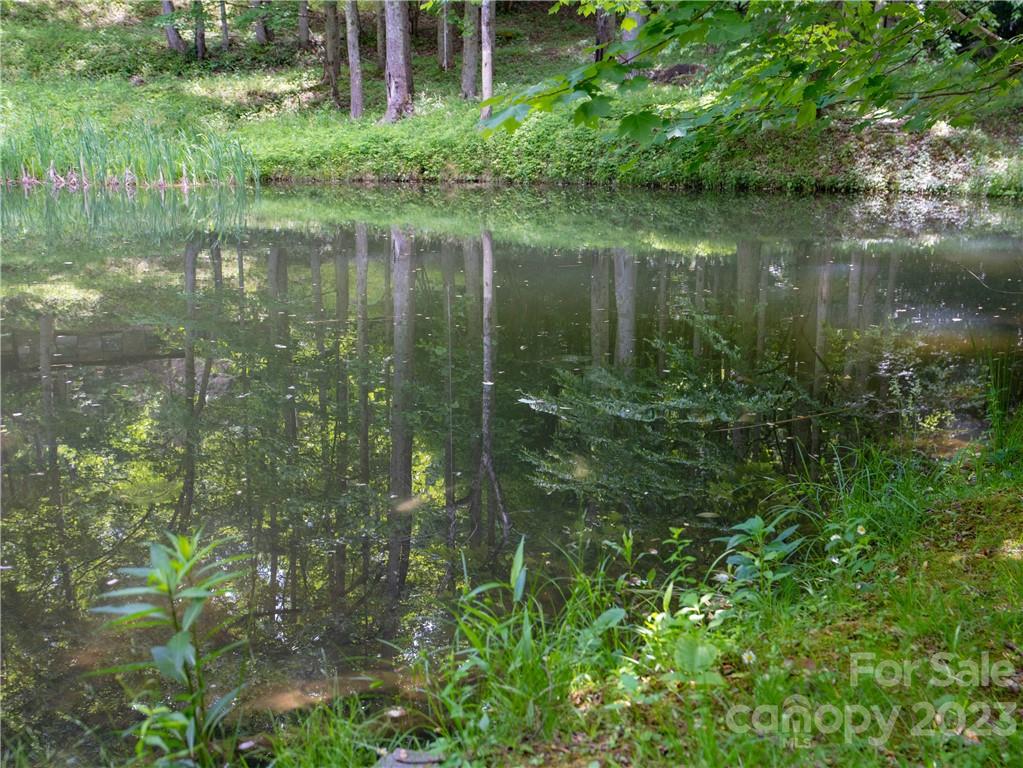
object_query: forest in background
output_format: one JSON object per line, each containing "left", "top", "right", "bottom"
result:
{"left": 2, "top": 0, "right": 1022, "bottom": 193}
{"left": 2, "top": 3, "right": 1023, "bottom": 768}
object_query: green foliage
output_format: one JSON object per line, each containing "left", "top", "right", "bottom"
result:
{"left": 423, "top": 536, "right": 631, "bottom": 757}
{"left": 91, "top": 531, "right": 249, "bottom": 767}
{"left": 713, "top": 514, "right": 805, "bottom": 603}
{"left": 3, "top": 3, "right": 1019, "bottom": 193}
{"left": 0, "top": 118, "right": 257, "bottom": 187}
{"left": 489, "top": 1, "right": 1023, "bottom": 158}
{"left": 986, "top": 351, "right": 1023, "bottom": 450}
{"left": 268, "top": 699, "right": 405, "bottom": 768}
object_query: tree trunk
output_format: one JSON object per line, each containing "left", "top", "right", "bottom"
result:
{"left": 620, "top": 10, "right": 644, "bottom": 64}
{"left": 333, "top": 237, "right": 351, "bottom": 598}
{"left": 693, "top": 263, "right": 705, "bottom": 357}
{"left": 382, "top": 1, "right": 414, "bottom": 122}
{"left": 324, "top": 1, "right": 342, "bottom": 107}
{"left": 480, "top": 0, "right": 494, "bottom": 118}
{"left": 463, "top": 238, "right": 483, "bottom": 544}
{"left": 811, "top": 254, "right": 833, "bottom": 461}
{"left": 736, "top": 240, "right": 761, "bottom": 364}
{"left": 298, "top": 0, "right": 310, "bottom": 48}
{"left": 193, "top": 1, "right": 207, "bottom": 60}
{"left": 345, "top": 1, "right": 364, "bottom": 118}
{"left": 375, "top": 2, "right": 386, "bottom": 69}
{"left": 460, "top": 1, "right": 479, "bottom": 99}
{"left": 844, "top": 252, "right": 862, "bottom": 378}
{"left": 219, "top": 0, "right": 229, "bottom": 50}
{"left": 402, "top": 0, "right": 413, "bottom": 88}
{"left": 595, "top": 9, "right": 615, "bottom": 62}
{"left": 437, "top": 1, "right": 455, "bottom": 70}
{"left": 656, "top": 256, "right": 668, "bottom": 374}
{"left": 590, "top": 252, "right": 610, "bottom": 367}
{"left": 311, "top": 251, "right": 329, "bottom": 469}
{"left": 40, "top": 314, "right": 75, "bottom": 606}
{"left": 251, "top": 0, "right": 271, "bottom": 44}
{"left": 613, "top": 249, "right": 636, "bottom": 371}
{"left": 355, "top": 225, "right": 371, "bottom": 494}
{"left": 161, "top": 0, "right": 188, "bottom": 53}
{"left": 442, "top": 248, "right": 457, "bottom": 580}
{"left": 756, "top": 253, "right": 770, "bottom": 361}
{"left": 477, "top": 230, "right": 509, "bottom": 543}
{"left": 177, "top": 239, "right": 200, "bottom": 527}
{"left": 386, "top": 227, "right": 415, "bottom": 597}
{"left": 334, "top": 234, "right": 351, "bottom": 488}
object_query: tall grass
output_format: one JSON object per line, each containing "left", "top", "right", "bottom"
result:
{"left": 986, "top": 351, "right": 1022, "bottom": 451}
{"left": 417, "top": 536, "right": 668, "bottom": 761}
{"left": 0, "top": 119, "right": 258, "bottom": 188}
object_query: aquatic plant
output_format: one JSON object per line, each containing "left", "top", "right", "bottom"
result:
{"left": 1, "top": 119, "right": 258, "bottom": 191}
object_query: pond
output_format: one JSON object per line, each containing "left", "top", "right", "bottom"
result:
{"left": 2, "top": 187, "right": 1021, "bottom": 757}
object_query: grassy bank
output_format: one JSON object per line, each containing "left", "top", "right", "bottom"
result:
{"left": 257, "top": 412, "right": 1023, "bottom": 767}
{"left": 3, "top": 3, "right": 1021, "bottom": 195}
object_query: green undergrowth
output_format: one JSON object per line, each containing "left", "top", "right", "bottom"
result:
{"left": 3, "top": 4, "right": 1021, "bottom": 195}
{"left": 266, "top": 414, "right": 1023, "bottom": 767}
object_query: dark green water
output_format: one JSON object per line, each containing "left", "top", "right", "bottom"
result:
{"left": 2, "top": 187, "right": 1021, "bottom": 757}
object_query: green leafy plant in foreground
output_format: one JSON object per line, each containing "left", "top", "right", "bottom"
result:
{"left": 92, "top": 531, "right": 249, "bottom": 767}
{"left": 423, "top": 536, "right": 633, "bottom": 758}
{"left": 713, "top": 513, "right": 805, "bottom": 604}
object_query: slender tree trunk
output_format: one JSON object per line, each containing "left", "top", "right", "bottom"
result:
{"left": 736, "top": 240, "right": 761, "bottom": 364}
{"left": 463, "top": 238, "right": 483, "bottom": 544}
{"left": 251, "top": 0, "right": 271, "bottom": 44}
{"left": 811, "top": 254, "right": 833, "bottom": 462}
{"left": 194, "top": 1, "right": 207, "bottom": 60}
{"left": 613, "top": 249, "right": 636, "bottom": 371}
{"left": 884, "top": 253, "right": 900, "bottom": 327}
{"left": 298, "top": 0, "right": 311, "bottom": 48}
{"left": 311, "top": 252, "right": 330, "bottom": 470}
{"left": 733, "top": 240, "right": 761, "bottom": 458}
{"left": 324, "top": 1, "right": 342, "bottom": 107}
{"left": 345, "top": 1, "right": 364, "bottom": 118}
{"left": 756, "top": 253, "right": 770, "bottom": 361}
{"left": 177, "top": 239, "right": 201, "bottom": 526}
{"left": 620, "top": 10, "right": 644, "bottom": 64}
{"left": 386, "top": 227, "right": 414, "bottom": 597}
{"left": 354, "top": 227, "right": 373, "bottom": 594}
{"left": 355, "top": 225, "right": 371, "bottom": 495}
{"left": 333, "top": 237, "right": 351, "bottom": 600}
{"left": 161, "top": 0, "right": 188, "bottom": 52}
{"left": 219, "top": 0, "right": 229, "bottom": 50}
{"left": 480, "top": 0, "right": 494, "bottom": 118}
{"left": 403, "top": 0, "right": 413, "bottom": 88}
{"left": 442, "top": 249, "right": 457, "bottom": 580}
{"left": 334, "top": 234, "right": 351, "bottom": 488}
{"left": 693, "top": 263, "right": 705, "bottom": 357}
{"left": 375, "top": 2, "right": 386, "bottom": 69}
{"left": 269, "top": 246, "right": 298, "bottom": 442}
{"left": 437, "top": 1, "right": 455, "bottom": 70}
{"left": 460, "top": 1, "right": 479, "bottom": 99}
{"left": 590, "top": 252, "right": 610, "bottom": 367}
{"left": 40, "top": 314, "right": 75, "bottom": 605}
{"left": 475, "top": 230, "right": 509, "bottom": 545}
{"left": 656, "top": 256, "right": 668, "bottom": 374}
{"left": 844, "top": 252, "right": 862, "bottom": 378}
{"left": 382, "top": 1, "right": 414, "bottom": 122}
{"left": 595, "top": 9, "right": 615, "bottom": 62}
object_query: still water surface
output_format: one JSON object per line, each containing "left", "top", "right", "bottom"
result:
{"left": 2, "top": 187, "right": 1021, "bottom": 753}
